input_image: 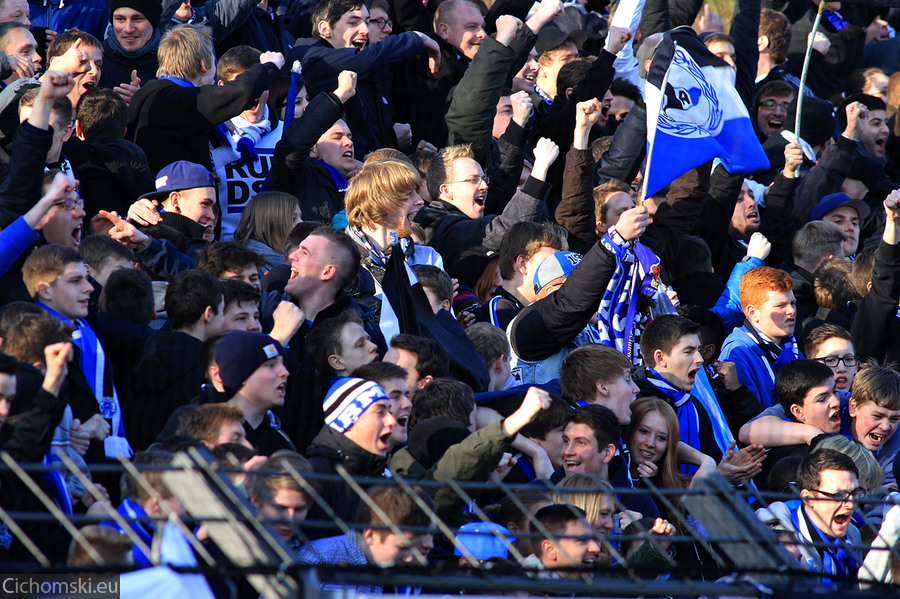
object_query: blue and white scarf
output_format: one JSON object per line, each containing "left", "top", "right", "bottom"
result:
{"left": 38, "top": 304, "right": 132, "bottom": 459}
{"left": 743, "top": 321, "right": 803, "bottom": 385}
{"left": 792, "top": 506, "right": 857, "bottom": 587}
{"left": 645, "top": 368, "right": 700, "bottom": 475}
{"left": 596, "top": 233, "right": 660, "bottom": 361}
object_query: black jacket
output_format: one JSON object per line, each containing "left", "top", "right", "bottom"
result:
{"left": 413, "top": 177, "right": 550, "bottom": 265}
{"left": 124, "top": 331, "right": 206, "bottom": 451}
{"left": 0, "top": 366, "right": 71, "bottom": 563}
{"left": 217, "top": 4, "right": 294, "bottom": 55}
{"left": 304, "top": 425, "right": 387, "bottom": 537}
{"left": 852, "top": 238, "right": 900, "bottom": 364}
{"left": 287, "top": 33, "right": 424, "bottom": 158}
{"left": 536, "top": 50, "right": 616, "bottom": 210}
{"left": 63, "top": 137, "right": 155, "bottom": 220}
{"left": 267, "top": 89, "right": 346, "bottom": 224}
{"left": 509, "top": 236, "right": 617, "bottom": 363}
{"left": 392, "top": 37, "right": 470, "bottom": 147}
{"left": 128, "top": 62, "right": 280, "bottom": 173}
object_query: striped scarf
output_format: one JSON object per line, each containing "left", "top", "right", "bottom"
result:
{"left": 596, "top": 233, "right": 660, "bottom": 361}
{"left": 646, "top": 369, "right": 701, "bottom": 475}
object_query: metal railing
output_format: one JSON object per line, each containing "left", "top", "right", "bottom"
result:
{"left": 1, "top": 448, "right": 899, "bottom": 598}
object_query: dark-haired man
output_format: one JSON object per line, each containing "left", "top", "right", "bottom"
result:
{"left": 287, "top": 0, "right": 439, "bottom": 157}
{"left": 279, "top": 226, "right": 387, "bottom": 451}
{"left": 125, "top": 270, "right": 224, "bottom": 450}
{"left": 98, "top": 0, "right": 162, "bottom": 98}
{"left": 634, "top": 315, "right": 725, "bottom": 465}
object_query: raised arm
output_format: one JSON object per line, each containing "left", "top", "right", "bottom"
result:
{"left": 852, "top": 190, "right": 900, "bottom": 362}
{"left": 445, "top": 16, "right": 521, "bottom": 167}
{"left": 555, "top": 100, "right": 604, "bottom": 254}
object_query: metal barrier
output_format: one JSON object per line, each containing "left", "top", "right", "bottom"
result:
{"left": 1, "top": 448, "right": 899, "bottom": 598}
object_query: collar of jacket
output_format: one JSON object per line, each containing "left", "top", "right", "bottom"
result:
{"left": 103, "top": 24, "right": 161, "bottom": 59}
{"left": 160, "top": 210, "right": 208, "bottom": 241}
{"left": 306, "top": 424, "right": 387, "bottom": 476}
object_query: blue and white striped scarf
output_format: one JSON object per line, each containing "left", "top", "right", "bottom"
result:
{"left": 596, "top": 233, "right": 660, "bottom": 361}
{"left": 645, "top": 369, "right": 701, "bottom": 475}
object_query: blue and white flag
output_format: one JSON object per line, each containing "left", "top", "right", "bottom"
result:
{"left": 644, "top": 27, "right": 769, "bottom": 197}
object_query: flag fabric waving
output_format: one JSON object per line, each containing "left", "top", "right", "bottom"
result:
{"left": 643, "top": 27, "right": 769, "bottom": 198}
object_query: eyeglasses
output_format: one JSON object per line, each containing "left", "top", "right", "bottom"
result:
{"left": 814, "top": 355, "right": 858, "bottom": 368}
{"left": 449, "top": 175, "right": 489, "bottom": 186}
{"left": 54, "top": 197, "right": 84, "bottom": 211}
{"left": 811, "top": 487, "right": 866, "bottom": 502}
{"left": 367, "top": 17, "right": 392, "bottom": 29}
{"left": 759, "top": 99, "right": 791, "bottom": 109}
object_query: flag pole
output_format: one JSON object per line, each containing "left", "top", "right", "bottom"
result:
{"left": 793, "top": 1, "right": 826, "bottom": 177}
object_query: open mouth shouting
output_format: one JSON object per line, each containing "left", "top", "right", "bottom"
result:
{"left": 72, "top": 223, "right": 83, "bottom": 246}
{"left": 686, "top": 366, "right": 700, "bottom": 387}
{"left": 745, "top": 207, "right": 759, "bottom": 224}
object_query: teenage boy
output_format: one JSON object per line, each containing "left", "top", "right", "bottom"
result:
{"left": 128, "top": 24, "right": 282, "bottom": 173}
{"left": 383, "top": 334, "right": 450, "bottom": 392}
{"left": 22, "top": 244, "right": 131, "bottom": 460}
{"left": 176, "top": 403, "right": 253, "bottom": 449}
{"left": 465, "top": 322, "right": 512, "bottom": 392}
{"left": 221, "top": 280, "right": 262, "bottom": 333}
{"left": 246, "top": 451, "right": 314, "bottom": 552}
{"left": 804, "top": 324, "right": 858, "bottom": 393}
{"left": 633, "top": 315, "right": 724, "bottom": 464}
{"left": 267, "top": 70, "right": 358, "bottom": 225}
{"left": 298, "top": 485, "right": 434, "bottom": 591}
{"left": 354, "top": 361, "right": 411, "bottom": 448}
{"left": 720, "top": 266, "right": 803, "bottom": 409}
{"left": 475, "top": 222, "right": 562, "bottom": 331}
{"left": 307, "top": 310, "right": 379, "bottom": 379}
{"left": 217, "top": 330, "right": 295, "bottom": 455}
{"left": 126, "top": 270, "right": 224, "bottom": 450}
{"left": 304, "top": 377, "right": 397, "bottom": 532}
{"left": 559, "top": 344, "right": 638, "bottom": 424}
{"left": 740, "top": 361, "right": 900, "bottom": 487}
{"left": 65, "top": 87, "right": 154, "bottom": 219}
{"left": 292, "top": 0, "right": 441, "bottom": 157}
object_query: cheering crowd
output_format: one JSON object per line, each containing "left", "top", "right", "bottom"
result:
{"left": 2, "top": 0, "right": 900, "bottom": 593}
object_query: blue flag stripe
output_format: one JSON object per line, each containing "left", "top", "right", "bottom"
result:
{"left": 644, "top": 28, "right": 769, "bottom": 197}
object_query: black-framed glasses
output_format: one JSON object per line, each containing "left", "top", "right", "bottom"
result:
{"left": 367, "top": 17, "right": 392, "bottom": 29}
{"left": 814, "top": 355, "right": 858, "bottom": 368}
{"left": 811, "top": 487, "right": 866, "bottom": 502}
{"left": 449, "top": 175, "right": 489, "bottom": 186}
